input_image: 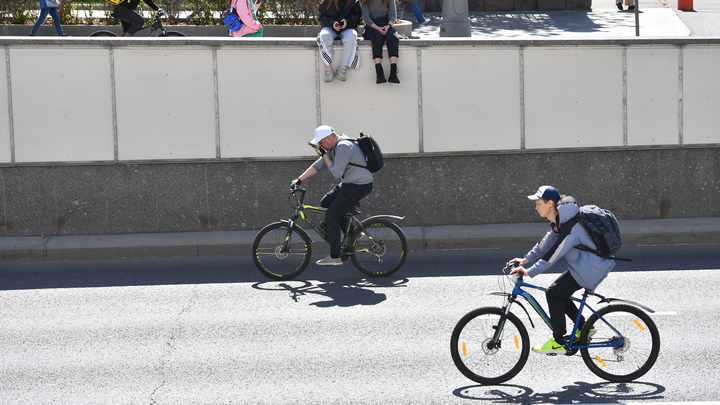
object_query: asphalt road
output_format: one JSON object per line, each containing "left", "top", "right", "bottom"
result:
{"left": 1, "top": 245, "right": 719, "bottom": 404}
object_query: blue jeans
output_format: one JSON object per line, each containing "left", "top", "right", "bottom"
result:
{"left": 400, "top": 2, "right": 426, "bottom": 24}
{"left": 30, "top": 8, "right": 65, "bottom": 36}
{"left": 320, "top": 183, "right": 373, "bottom": 257}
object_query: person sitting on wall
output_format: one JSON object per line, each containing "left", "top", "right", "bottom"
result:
{"left": 317, "top": 0, "right": 363, "bottom": 83}
{"left": 360, "top": 0, "right": 400, "bottom": 84}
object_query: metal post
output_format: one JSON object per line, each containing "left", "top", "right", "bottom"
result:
{"left": 635, "top": 0, "right": 640, "bottom": 36}
{"left": 439, "top": 0, "right": 471, "bottom": 37}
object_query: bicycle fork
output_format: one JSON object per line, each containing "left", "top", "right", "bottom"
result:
{"left": 280, "top": 215, "right": 300, "bottom": 255}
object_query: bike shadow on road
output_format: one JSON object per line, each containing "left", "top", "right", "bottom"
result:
{"left": 453, "top": 380, "right": 666, "bottom": 403}
{"left": 251, "top": 277, "right": 410, "bottom": 307}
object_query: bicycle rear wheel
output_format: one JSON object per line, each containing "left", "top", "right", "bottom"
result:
{"left": 451, "top": 307, "right": 530, "bottom": 385}
{"left": 160, "top": 31, "right": 185, "bottom": 36}
{"left": 581, "top": 304, "right": 660, "bottom": 382}
{"left": 350, "top": 218, "right": 407, "bottom": 277}
{"left": 89, "top": 30, "right": 118, "bottom": 37}
{"left": 252, "top": 222, "right": 312, "bottom": 280}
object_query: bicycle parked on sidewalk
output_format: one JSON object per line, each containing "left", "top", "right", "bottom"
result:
{"left": 89, "top": 11, "right": 185, "bottom": 37}
{"left": 252, "top": 185, "right": 408, "bottom": 280}
{"left": 451, "top": 262, "right": 660, "bottom": 385}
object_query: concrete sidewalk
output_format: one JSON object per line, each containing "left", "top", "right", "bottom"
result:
{"left": 403, "top": 0, "right": 720, "bottom": 38}
{"left": 1, "top": 217, "right": 719, "bottom": 261}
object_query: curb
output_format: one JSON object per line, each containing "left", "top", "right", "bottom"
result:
{"left": 1, "top": 217, "right": 719, "bottom": 262}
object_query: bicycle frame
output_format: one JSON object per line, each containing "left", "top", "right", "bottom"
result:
{"left": 279, "top": 186, "right": 404, "bottom": 257}
{"left": 143, "top": 15, "right": 167, "bottom": 36}
{"left": 490, "top": 274, "right": 655, "bottom": 351}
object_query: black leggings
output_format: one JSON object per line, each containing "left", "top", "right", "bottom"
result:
{"left": 362, "top": 27, "right": 399, "bottom": 60}
{"left": 546, "top": 270, "right": 585, "bottom": 343}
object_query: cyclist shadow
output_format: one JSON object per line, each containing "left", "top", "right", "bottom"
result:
{"left": 252, "top": 277, "right": 409, "bottom": 308}
{"left": 453, "top": 381, "right": 665, "bottom": 403}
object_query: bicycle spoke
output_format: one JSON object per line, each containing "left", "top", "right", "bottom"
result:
{"left": 581, "top": 305, "right": 660, "bottom": 382}
{"left": 252, "top": 223, "right": 311, "bottom": 280}
{"left": 451, "top": 307, "right": 530, "bottom": 385}
{"left": 351, "top": 220, "right": 407, "bottom": 277}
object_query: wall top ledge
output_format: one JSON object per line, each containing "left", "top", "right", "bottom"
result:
{"left": 2, "top": 36, "right": 720, "bottom": 47}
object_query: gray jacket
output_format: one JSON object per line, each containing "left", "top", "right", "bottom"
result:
{"left": 312, "top": 134, "right": 373, "bottom": 185}
{"left": 360, "top": 0, "right": 397, "bottom": 26}
{"left": 524, "top": 201, "right": 615, "bottom": 291}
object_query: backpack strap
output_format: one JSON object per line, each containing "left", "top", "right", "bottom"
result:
{"left": 347, "top": 138, "right": 368, "bottom": 169}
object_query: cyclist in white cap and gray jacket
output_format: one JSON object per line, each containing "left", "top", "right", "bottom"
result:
{"left": 292, "top": 125, "right": 373, "bottom": 266}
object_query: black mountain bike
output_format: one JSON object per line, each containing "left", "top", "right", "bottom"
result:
{"left": 252, "top": 185, "right": 408, "bottom": 280}
{"left": 89, "top": 11, "right": 185, "bottom": 37}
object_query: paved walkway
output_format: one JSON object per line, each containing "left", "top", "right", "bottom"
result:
{"left": 404, "top": 0, "right": 720, "bottom": 38}
{"left": 2, "top": 217, "right": 720, "bottom": 261}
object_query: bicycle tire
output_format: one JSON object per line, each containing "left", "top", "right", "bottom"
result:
{"left": 349, "top": 218, "right": 407, "bottom": 277}
{"left": 159, "top": 31, "right": 185, "bottom": 37}
{"left": 580, "top": 304, "right": 660, "bottom": 382}
{"left": 451, "top": 307, "right": 530, "bottom": 385}
{"left": 252, "top": 222, "right": 312, "bottom": 280}
{"left": 89, "top": 30, "right": 118, "bottom": 37}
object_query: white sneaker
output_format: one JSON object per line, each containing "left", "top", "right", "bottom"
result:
{"left": 316, "top": 255, "right": 343, "bottom": 266}
{"left": 336, "top": 65, "right": 348, "bottom": 81}
{"left": 324, "top": 67, "right": 335, "bottom": 83}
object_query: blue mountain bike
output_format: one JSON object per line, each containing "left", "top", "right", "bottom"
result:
{"left": 451, "top": 263, "right": 660, "bottom": 384}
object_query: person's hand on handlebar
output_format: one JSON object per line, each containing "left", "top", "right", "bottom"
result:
{"left": 291, "top": 178, "right": 302, "bottom": 187}
{"left": 508, "top": 258, "right": 529, "bottom": 277}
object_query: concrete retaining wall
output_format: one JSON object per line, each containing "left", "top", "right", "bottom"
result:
{"left": 0, "top": 37, "right": 719, "bottom": 236}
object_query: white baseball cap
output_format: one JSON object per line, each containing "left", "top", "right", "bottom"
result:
{"left": 311, "top": 125, "right": 334, "bottom": 145}
{"left": 527, "top": 185, "right": 561, "bottom": 201}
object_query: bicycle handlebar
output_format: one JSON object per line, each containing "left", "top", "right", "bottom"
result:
{"left": 503, "top": 261, "right": 523, "bottom": 280}
{"left": 289, "top": 184, "right": 307, "bottom": 208}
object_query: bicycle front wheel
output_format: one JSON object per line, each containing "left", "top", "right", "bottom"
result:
{"left": 451, "top": 307, "right": 530, "bottom": 385}
{"left": 581, "top": 304, "right": 660, "bottom": 382}
{"left": 350, "top": 218, "right": 407, "bottom": 277}
{"left": 252, "top": 222, "right": 312, "bottom": 280}
{"left": 160, "top": 31, "right": 185, "bottom": 37}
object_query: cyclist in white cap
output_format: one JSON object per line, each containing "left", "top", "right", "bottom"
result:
{"left": 292, "top": 125, "right": 373, "bottom": 266}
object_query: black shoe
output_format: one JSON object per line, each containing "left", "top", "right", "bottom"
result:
{"left": 628, "top": 5, "right": 635, "bottom": 9}
{"left": 616, "top": 0, "right": 623, "bottom": 9}
{"left": 375, "top": 63, "right": 387, "bottom": 84}
{"left": 388, "top": 63, "right": 400, "bottom": 84}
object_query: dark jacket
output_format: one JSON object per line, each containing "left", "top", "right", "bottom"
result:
{"left": 117, "top": 0, "right": 160, "bottom": 11}
{"left": 318, "top": 0, "right": 362, "bottom": 30}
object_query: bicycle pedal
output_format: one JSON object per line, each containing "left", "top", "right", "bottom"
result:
{"left": 564, "top": 348, "right": 579, "bottom": 356}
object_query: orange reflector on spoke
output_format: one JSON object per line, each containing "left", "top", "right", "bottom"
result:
{"left": 595, "top": 355, "right": 607, "bottom": 367}
{"left": 514, "top": 335, "right": 519, "bottom": 349}
{"left": 633, "top": 319, "right": 645, "bottom": 331}
{"left": 462, "top": 342, "right": 468, "bottom": 357}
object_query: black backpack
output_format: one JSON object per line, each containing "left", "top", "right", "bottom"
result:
{"left": 349, "top": 132, "right": 384, "bottom": 173}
